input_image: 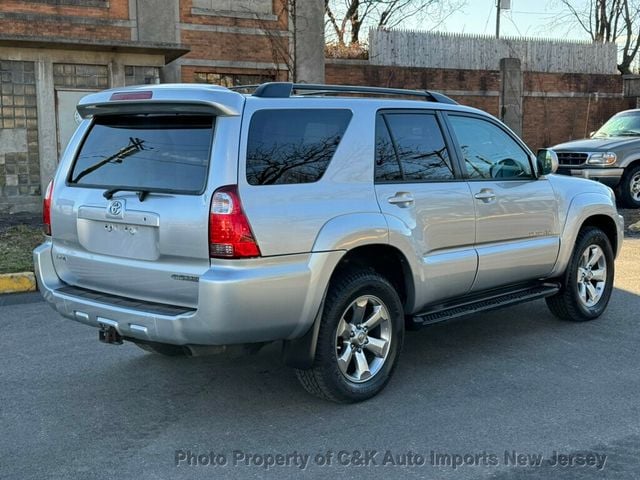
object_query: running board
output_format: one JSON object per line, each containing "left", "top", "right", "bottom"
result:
{"left": 412, "top": 282, "right": 560, "bottom": 326}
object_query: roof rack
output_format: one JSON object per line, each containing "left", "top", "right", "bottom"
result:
{"left": 230, "top": 82, "right": 458, "bottom": 105}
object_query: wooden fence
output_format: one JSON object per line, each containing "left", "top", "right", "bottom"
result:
{"left": 368, "top": 29, "right": 618, "bottom": 74}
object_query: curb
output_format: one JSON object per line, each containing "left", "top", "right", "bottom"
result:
{"left": 0, "top": 272, "right": 37, "bottom": 294}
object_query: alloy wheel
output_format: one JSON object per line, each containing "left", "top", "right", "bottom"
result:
{"left": 335, "top": 295, "right": 392, "bottom": 383}
{"left": 576, "top": 244, "right": 607, "bottom": 308}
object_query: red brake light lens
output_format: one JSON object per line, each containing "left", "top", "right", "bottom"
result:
{"left": 43, "top": 179, "right": 53, "bottom": 236}
{"left": 209, "top": 185, "right": 261, "bottom": 258}
{"left": 110, "top": 91, "right": 153, "bottom": 101}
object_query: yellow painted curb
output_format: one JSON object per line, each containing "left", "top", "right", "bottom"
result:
{"left": 0, "top": 272, "right": 36, "bottom": 294}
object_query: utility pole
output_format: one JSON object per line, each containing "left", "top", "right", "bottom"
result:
{"left": 496, "top": 0, "right": 511, "bottom": 38}
{"left": 496, "top": 0, "right": 501, "bottom": 38}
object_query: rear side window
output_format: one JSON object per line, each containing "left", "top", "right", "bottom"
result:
{"left": 246, "top": 109, "right": 352, "bottom": 185}
{"left": 69, "top": 114, "right": 214, "bottom": 193}
{"left": 375, "top": 113, "right": 454, "bottom": 182}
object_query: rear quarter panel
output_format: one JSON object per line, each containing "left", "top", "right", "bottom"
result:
{"left": 238, "top": 99, "right": 382, "bottom": 257}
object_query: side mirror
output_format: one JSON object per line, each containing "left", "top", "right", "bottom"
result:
{"left": 536, "top": 149, "right": 558, "bottom": 176}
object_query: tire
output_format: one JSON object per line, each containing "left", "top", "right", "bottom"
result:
{"left": 619, "top": 164, "right": 640, "bottom": 208}
{"left": 133, "top": 341, "right": 187, "bottom": 356}
{"left": 295, "top": 269, "right": 404, "bottom": 403}
{"left": 546, "top": 227, "right": 614, "bottom": 322}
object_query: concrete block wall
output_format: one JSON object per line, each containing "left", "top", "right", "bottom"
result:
{"left": 0, "top": 60, "right": 40, "bottom": 214}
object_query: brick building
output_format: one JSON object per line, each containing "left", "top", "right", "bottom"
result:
{"left": 0, "top": 0, "right": 324, "bottom": 213}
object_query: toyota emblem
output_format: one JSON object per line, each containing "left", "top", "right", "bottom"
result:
{"left": 107, "top": 200, "right": 124, "bottom": 217}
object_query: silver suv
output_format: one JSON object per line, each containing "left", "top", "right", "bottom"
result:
{"left": 34, "top": 82, "right": 624, "bottom": 403}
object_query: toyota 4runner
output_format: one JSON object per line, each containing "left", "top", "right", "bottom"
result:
{"left": 34, "top": 82, "right": 624, "bottom": 403}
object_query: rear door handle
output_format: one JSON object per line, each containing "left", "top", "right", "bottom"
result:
{"left": 388, "top": 192, "right": 414, "bottom": 208}
{"left": 474, "top": 189, "right": 496, "bottom": 202}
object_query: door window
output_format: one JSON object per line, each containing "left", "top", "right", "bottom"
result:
{"left": 448, "top": 115, "right": 533, "bottom": 179}
{"left": 375, "top": 113, "right": 454, "bottom": 182}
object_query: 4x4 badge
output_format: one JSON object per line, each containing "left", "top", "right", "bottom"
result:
{"left": 107, "top": 199, "right": 124, "bottom": 217}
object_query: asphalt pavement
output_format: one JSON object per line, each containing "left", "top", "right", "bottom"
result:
{"left": 2, "top": 240, "right": 640, "bottom": 479}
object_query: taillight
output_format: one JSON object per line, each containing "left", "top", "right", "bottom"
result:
{"left": 209, "top": 185, "right": 261, "bottom": 258}
{"left": 43, "top": 179, "right": 53, "bottom": 236}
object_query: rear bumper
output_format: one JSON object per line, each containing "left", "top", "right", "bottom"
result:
{"left": 557, "top": 167, "right": 623, "bottom": 187}
{"left": 34, "top": 242, "right": 342, "bottom": 346}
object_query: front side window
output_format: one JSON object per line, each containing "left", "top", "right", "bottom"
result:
{"left": 246, "top": 109, "right": 352, "bottom": 185}
{"left": 69, "top": 114, "right": 214, "bottom": 193}
{"left": 375, "top": 112, "right": 454, "bottom": 182}
{"left": 448, "top": 115, "right": 533, "bottom": 180}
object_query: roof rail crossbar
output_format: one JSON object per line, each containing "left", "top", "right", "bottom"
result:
{"left": 235, "top": 82, "right": 458, "bottom": 105}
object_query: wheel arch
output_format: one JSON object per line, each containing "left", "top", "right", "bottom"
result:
{"left": 619, "top": 157, "right": 640, "bottom": 170}
{"left": 282, "top": 243, "right": 414, "bottom": 370}
{"left": 549, "top": 192, "right": 623, "bottom": 277}
{"left": 580, "top": 214, "right": 619, "bottom": 257}
{"left": 327, "top": 244, "right": 415, "bottom": 310}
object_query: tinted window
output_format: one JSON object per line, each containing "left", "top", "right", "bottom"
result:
{"left": 70, "top": 115, "right": 213, "bottom": 193}
{"left": 246, "top": 109, "right": 352, "bottom": 185}
{"left": 375, "top": 113, "right": 454, "bottom": 182}
{"left": 375, "top": 116, "right": 402, "bottom": 182}
{"left": 448, "top": 115, "right": 533, "bottom": 179}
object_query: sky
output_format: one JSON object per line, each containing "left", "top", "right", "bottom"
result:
{"left": 420, "top": 0, "right": 592, "bottom": 41}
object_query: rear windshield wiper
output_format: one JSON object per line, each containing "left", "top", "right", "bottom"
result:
{"left": 103, "top": 188, "right": 150, "bottom": 201}
{"left": 102, "top": 186, "right": 181, "bottom": 201}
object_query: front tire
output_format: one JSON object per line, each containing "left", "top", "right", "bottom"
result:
{"left": 296, "top": 269, "right": 404, "bottom": 403}
{"left": 620, "top": 164, "right": 640, "bottom": 208}
{"left": 546, "top": 227, "right": 614, "bottom": 321}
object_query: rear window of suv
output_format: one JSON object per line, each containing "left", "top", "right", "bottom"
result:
{"left": 69, "top": 114, "right": 214, "bottom": 194}
{"left": 246, "top": 109, "right": 352, "bottom": 185}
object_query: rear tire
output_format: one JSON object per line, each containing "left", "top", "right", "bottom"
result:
{"left": 620, "top": 164, "right": 640, "bottom": 208}
{"left": 295, "top": 269, "right": 404, "bottom": 403}
{"left": 546, "top": 227, "right": 614, "bottom": 322}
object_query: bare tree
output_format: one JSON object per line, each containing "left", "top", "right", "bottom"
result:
{"left": 325, "top": 0, "right": 464, "bottom": 46}
{"left": 244, "top": 0, "right": 296, "bottom": 81}
{"left": 558, "top": 0, "right": 640, "bottom": 74}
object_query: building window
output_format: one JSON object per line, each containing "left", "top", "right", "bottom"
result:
{"left": 194, "top": 72, "right": 274, "bottom": 87}
{"left": 191, "top": 0, "right": 276, "bottom": 20}
{"left": 125, "top": 66, "right": 160, "bottom": 86}
{"left": 53, "top": 64, "right": 109, "bottom": 89}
